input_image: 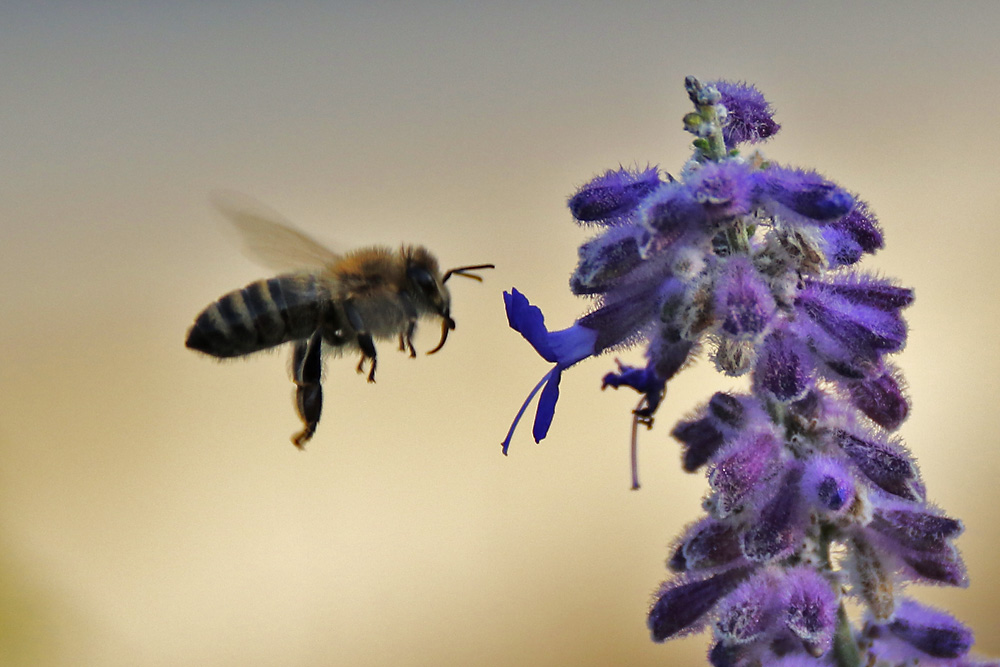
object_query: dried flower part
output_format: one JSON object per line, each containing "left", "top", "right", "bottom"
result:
{"left": 713, "top": 338, "right": 756, "bottom": 376}
{"left": 850, "top": 534, "right": 895, "bottom": 620}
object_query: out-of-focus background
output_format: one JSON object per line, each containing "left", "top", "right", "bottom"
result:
{"left": 2, "top": 2, "right": 998, "bottom": 665}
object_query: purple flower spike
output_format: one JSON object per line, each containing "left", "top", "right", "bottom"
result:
{"left": 502, "top": 289, "right": 598, "bottom": 453}
{"left": 755, "top": 166, "right": 855, "bottom": 223}
{"left": 888, "top": 598, "right": 974, "bottom": 659}
{"left": 568, "top": 166, "right": 662, "bottom": 224}
{"left": 754, "top": 328, "right": 810, "bottom": 402}
{"left": 710, "top": 80, "right": 780, "bottom": 146}
{"left": 835, "top": 429, "right": 924, "bottom": 501}
{"left": 714, "top": 256, "right": 777, "bottom": 340}
{"left": 648, "top": 567, "right": 749, "bottom": 642}
{"left": 501, "top": 77, "right": 989, "bottom": 664}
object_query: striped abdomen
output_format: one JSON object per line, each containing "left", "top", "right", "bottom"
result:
{"left": 186, "top": 274, "right": 328, "bottom": 358}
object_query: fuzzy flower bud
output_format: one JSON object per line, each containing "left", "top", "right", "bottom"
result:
{"left": 835, "top": 429, "right": 924, "bottom": 501}
{"left": 783, "top": 566, "right": 838, "bottom": 654}
{"left": 568, "top": 166, "right": 662, "bottom": 224}
{"left": 753, "top": 327, "right": 811, "bottom": 402}
{"left": 801, "top": 456, "right": 855, "bottom": 514}
{"left": 709, "top": 80, "right": 780, "bottom": 147}
{"left": 713, "top": 256, "right": 777, "bottom": 340}
{"left": 754, "top": 166, "right": 855, "bottom": 223}
{"left": 888, "top": 598, "right": 974, "bottom": 659}
{"left": 648, "top": 567, "right": 749, "bottom": 642}
{"left": 847, "top": 367, "right": 909, "bottom": 430}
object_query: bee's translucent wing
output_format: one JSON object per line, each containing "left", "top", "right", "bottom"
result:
{"left": 210, "top": 191, "right": 342, "bottom": 272}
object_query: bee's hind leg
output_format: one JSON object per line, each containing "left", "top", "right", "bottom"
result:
{"left": 291, "top": 329, "right": 324, "bottom": 449}
{"left": 344, "top": 301, "right": 378, "bottom": 383}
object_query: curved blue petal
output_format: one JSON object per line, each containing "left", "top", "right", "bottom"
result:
{"left": 533, "top": 369, "right": 562, "bottom": 443}
{"left": 504, "top": 289, "right": 557, "bottom": 362}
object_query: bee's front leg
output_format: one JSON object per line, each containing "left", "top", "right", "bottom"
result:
{"left": 397, "top": 293, "right": 417, "bottom": 358}
{"left": 291, "top": 329, "right": 323, "bottom": 448}
{"left": 343, "top": 301, "right": 378, "bottom": 383}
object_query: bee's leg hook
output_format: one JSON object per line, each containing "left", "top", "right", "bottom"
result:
{"left": 291, "top": 329, "right": 324, "bottom": 449}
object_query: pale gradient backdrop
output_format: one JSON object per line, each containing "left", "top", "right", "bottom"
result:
{"left": 1, "top": 2, "right": 999, "bottom": 665}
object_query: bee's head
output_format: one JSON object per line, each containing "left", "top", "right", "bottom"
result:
{"left": 404, "top": 246, "right": 494, "bottom": 355}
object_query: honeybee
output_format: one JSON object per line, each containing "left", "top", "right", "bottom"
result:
{"left": 186, "top": 195, "right": 494, "bottom": 448}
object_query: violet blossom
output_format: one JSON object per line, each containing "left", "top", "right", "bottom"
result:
{"left": 502, "top": 76, "right": 995, "bottom": 666}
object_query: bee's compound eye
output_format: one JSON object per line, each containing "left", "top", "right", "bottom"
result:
{"left": 408, "top": 267, "right": 437, "bottom": 294}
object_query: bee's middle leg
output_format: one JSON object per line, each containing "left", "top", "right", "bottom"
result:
{"left": 291, "top": 329, "right": 323, "bottom": 448}
{"left": 344, "top": 301, "right": 378, "bottom": 383}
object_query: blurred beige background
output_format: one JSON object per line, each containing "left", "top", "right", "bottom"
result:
{"left": 1, "top": 2, "right": 998, "bottom": 665}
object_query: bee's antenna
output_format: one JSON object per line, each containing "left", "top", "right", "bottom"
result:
{"left": 442, "top": 263, "right": 495, "bottom": 283}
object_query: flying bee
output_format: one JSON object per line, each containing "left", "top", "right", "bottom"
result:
{"left": 185, "top": 195, "right": 494, "bottom": 448}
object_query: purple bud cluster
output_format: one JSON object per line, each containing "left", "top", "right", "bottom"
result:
{"left": 502, "top": 77, "right": 995, "bottom": 665}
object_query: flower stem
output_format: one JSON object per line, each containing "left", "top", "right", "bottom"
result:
{"left": 832, "top": 603, "right": 862, "bottom": 667}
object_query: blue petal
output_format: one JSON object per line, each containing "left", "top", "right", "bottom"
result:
{"left": 547, "top": 324, "right": 598, "bottom": 367}
{"left": 504, "top": 289, "right": 557, "bottom": 362}
{"left": 533, "top": 369, "right": 562, "bottom": 443}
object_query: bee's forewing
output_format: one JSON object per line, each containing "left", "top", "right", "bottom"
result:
{"left": 210, "top": 191, "right": 342, "bottom": 272}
